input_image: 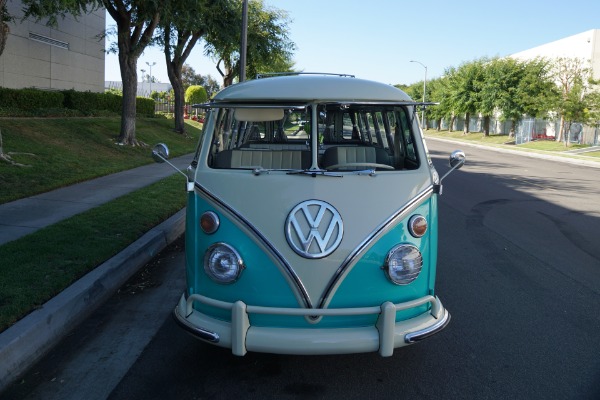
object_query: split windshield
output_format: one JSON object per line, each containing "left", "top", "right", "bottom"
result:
{"left": 206, "top": 104, "right": 420, "bottom": 172}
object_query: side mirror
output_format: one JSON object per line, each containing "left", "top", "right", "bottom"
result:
{"left": 449, "top": 150, "right": 466, "bottom": 170}
{"left": 439, "top": 150, "right": 466, "bottom": 183}
{"left": 152, "top": 143, "right": 169, "bottom": 163}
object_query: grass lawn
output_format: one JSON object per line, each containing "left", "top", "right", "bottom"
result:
{"left": 424, "top": 129, "right": 512, "bottom": 144}
{"left": 0, "top": 117, "right": 200, "bottom": 332}
{"left": 424, "top": 129, "right": 598, "bottom": 156}
{"left": 0, "top": 174, "right": 186, "bottom": 333}
{"left": 0, "top": 117, "right": 202, "bottom": 204}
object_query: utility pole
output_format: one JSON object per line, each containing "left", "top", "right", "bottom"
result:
{"left": 410, "top": 60, "right": 427, "bottom": 130}
{"left": 240, "top": 0, "right": 248, "bottom": 82}
{"left": 146, "top": 61, "right": 156, "bottom": 96}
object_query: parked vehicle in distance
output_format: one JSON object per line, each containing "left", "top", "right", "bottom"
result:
{"left": 153, "top": 73, "right": 465, "bottom": 356}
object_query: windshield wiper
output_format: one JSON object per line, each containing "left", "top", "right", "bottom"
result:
{"left": 286, "top": 169, "right": 343, "bottom": 177}
{"left": 248, "top": 167, "right": 315, "bottom": 176}
{"left": 355, "top": 169, "right": 377, "bottom": 176}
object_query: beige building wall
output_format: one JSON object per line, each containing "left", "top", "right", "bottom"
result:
{"left": 0, "top": 2, "right": 105, "bottom": 92}
{"left": 511, "top": 29, "right": 600, "bottom": 80}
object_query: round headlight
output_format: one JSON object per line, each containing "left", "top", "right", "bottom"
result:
{"left": 204, "top": 243, "right": 244, "bottom": 284}
{"left": 408, "top": 215, "right": 427, "bottom": 238}
{"left": 383, "top": 244, "right": 423, "bottom": 285}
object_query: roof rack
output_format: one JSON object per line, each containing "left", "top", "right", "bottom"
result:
{"left": 256, "top": 72, "right": 355, "bottom": 79}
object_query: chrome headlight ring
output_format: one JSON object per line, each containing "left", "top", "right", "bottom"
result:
{"left": 383, "top": 244, "right": 423, "bottom": 285}
{"left": 204, "top": 242, "right": 245, "bottom": 284}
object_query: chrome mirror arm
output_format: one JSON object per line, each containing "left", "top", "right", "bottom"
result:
{"left": 439, "top": 150, "right": 465, "bottom": 183}
{"left": 152, "top": 143, "right": 194, "bottom": 191}
{"left": 152, "top": 148, "right": 188, "bottom": 179}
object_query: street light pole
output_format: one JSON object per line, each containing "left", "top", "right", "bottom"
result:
{"left": 240, "top": 0, "right": 248, "bottom": 82}
{"left": 146, "top": 61, "right": 156, "bottom": 96}
{"left": 410, "top": 60, "right": 427, "bottom": 130}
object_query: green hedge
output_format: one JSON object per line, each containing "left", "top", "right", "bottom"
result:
{"left": 0, "top": 87, "right": 155, "bottom": 117}
{"left": 136, "top": 97, "right": 155, "bottom": 117}
{"left": 0, "top": 87, "right": 64, "bottom": 111}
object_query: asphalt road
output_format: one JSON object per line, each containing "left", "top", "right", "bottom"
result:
{"left": 5, "top": 140, "right": 600, "bottom": 400}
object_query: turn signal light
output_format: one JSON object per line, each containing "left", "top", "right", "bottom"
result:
{"left": 200, "top": 211, "right": 220, "bottom": 234}
{"left": 408, "top": 215, "right": 427, "bottom": 238}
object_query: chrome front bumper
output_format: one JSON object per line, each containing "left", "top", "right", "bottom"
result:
{"left": 173, "top": 293, "right": 450, "bottom": 357}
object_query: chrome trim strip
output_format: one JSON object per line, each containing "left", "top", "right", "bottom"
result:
{"left": 192, "top": 102, "right": 308, "bottom": 109}
{"left": 172, "top": 306, "right": 220, "bottom": 343}
{"left": 193, "top": 182, "right": 313, "bottom": 309}
{"left": 318, "top": 186, "right": 435, "bottom": 308}
{"left": 404, "top": 309, "right": 451, "bottom": 343}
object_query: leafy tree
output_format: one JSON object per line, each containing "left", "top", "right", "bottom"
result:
{"left": 404, "top": 81, "right": 425, "bottom": 104}
{"left": 204, "top": 0, "right": 296, "bottom": 87}
{"left": 426, "top": 77, "right": 452, "bottom": 131}
{"left": 550, "top": 57, "right": 592, "bottom": 143}
{"left": 150, "top": 90, "right": 161, "bottom": 101}
{"left": 487, "top": 58, "right": 524, "bottom": 136}
{"left": 444, "top": 60, "right": 485, "bottom": 134}
{"left": 182, "top": 65, "right": 220, "bottom": 97}
{"left": 515, "top": 58, "right": 557, "bottom": 120}
{"left": 159, "top": 0, "right": 231, "bottom": 134}
{"left": 104, "top": 0, "right": 163, "bottom": 145}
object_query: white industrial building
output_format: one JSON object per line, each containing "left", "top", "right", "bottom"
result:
{"left": 511, "top": 29, "right": 600, "bottom": 80}
{"left": 509, "top": 29, "right": 600, "bottom": 144}
{"left": 0, "top": 2, "right": 105, "bottom": 92}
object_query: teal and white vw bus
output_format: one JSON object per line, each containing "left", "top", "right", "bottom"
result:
{"left": 153, "top": 73, "right": 465, "bottom": 357}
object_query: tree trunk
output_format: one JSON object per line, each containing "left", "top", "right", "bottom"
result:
{"left": 556, "top": 115, "right": 565, "bottom": 142}
{"left": 165, "top": 43, "right": 185, "bottom": 134}
{"left": 171, "top": 74, "right": 186, "bottom": 134}
{"left": 0, "top": 0, "right": 9, "bottom": 57}
{"left": 483, "top": 115, "right": 490, "bottom": 136}
{"left": 117, "top": 53, "right": 139, "bottom": 145}
{"left": 449, "top": 115, "right": 455, "bottom": 132}
{"left": 104, "top": 1, "right": 161, "bottom": 147}
{"left": 436, "top": 118, "right": 442, "bottom": 131}
{"left": 0, "top": 21, "right": 8, "bottom": 57}
{"left": 508, "top": 120, "right": 516, "bottom": 138}
{"left": 115, "top": 30, "right": 141, "bottom": 146}
{"left": 217, "top": 58, "right": 237, "bottom": 87}
{"left": 463, "top": 112, "right": 470, "bottom": 134}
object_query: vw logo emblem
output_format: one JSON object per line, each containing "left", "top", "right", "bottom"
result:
{"left": 285, "top": 200, "right": 343, "bottom": 259}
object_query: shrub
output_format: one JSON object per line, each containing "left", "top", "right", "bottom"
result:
{"left": 0, "top": 87, "right": 64, "bottom": 111}
{"left": 0, "top": 88, "right": 154, "bottom": 117}
{"left": 136, "top": 97, "right": 155, "bottom": 117}
{"left": 185, "top": 85, "right": 208, "bottom": 104}
{"left": 62, "top": 90, "right": 106, "bottom": 114}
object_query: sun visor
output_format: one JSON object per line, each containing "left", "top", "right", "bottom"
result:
{"left": 234, "top": 108, "right": 284, "bottom": 121}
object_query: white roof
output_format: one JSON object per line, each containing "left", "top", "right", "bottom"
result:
{"left": 212, "top": 74, "right": 413, "bottom": 104}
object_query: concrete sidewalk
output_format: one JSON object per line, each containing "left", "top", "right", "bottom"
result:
{"left": 0, "top": 154, "right": 193, "bottom": 393}
{"left": 0, "top": 154, "right": 193, "bottom": 246}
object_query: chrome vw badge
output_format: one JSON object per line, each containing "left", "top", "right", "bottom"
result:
{"left": 285, "top": 200, "right": 343, "bottom": 259}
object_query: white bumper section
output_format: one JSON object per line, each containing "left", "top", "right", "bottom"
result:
{"left": 173, "top": 293, "right": 450, "bottom": 357}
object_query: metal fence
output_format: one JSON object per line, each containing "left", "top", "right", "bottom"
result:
{"left": 154, "top": 101, "right": 204, "bottom": 116}
{"left": 516, "top": 119, "right": 599, "bottom": 145}
{"left": 434, "top": 115, "right": 599, "bottom": 146}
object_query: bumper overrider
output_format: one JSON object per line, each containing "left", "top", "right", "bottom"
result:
{"left": 173, "top": 293, "right": 450, "bottom": 357}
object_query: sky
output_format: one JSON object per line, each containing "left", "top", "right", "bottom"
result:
{"left": 104, "top": 0, "right": 600, "bottom": 87}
